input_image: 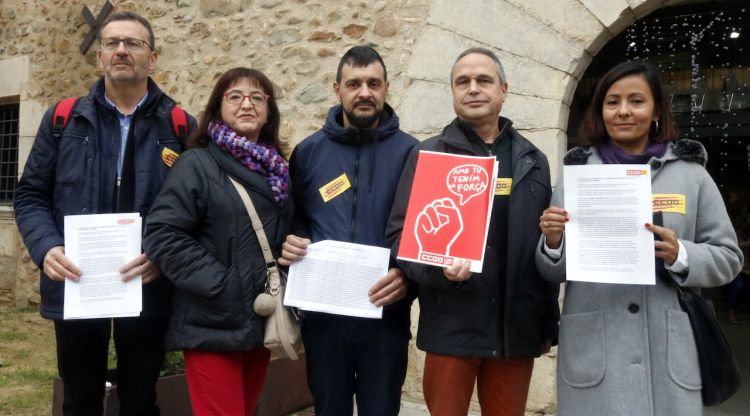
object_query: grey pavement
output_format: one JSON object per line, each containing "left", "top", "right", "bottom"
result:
{"left": 396, "top": 401, "right": 431, "bottom": 415}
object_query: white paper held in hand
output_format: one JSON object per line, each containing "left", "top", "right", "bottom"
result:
{"left": 63, "top": 213, "right": 143, "bottom": 319}
{"left": 284, "top": 240, "right": 390, "bottom": 319}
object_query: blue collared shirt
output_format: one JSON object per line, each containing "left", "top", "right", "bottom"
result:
{"left": 104, "top": 92, "right": 149, "bottom": 176}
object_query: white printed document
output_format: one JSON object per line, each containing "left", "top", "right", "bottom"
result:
{"left": 63, "top": 213, "right": 143, "bottom": 319}
{"left": 284, "top": 240, "right": 390, "bottom": 319}
{"left": 563, "top": 165, "right": 655, "bottom": 285}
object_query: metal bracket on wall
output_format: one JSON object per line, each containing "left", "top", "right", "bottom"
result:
{"left": 79, "top": 1, "right": 115, "bottom": 54}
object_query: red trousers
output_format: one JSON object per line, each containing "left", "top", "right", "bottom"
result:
{"left": 422, "top": 352, "right": 534, "bottom": 416}
{"left": 183, "top": 348, "right": 271, "bottom": 416}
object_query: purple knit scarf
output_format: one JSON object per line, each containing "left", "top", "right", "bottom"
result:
{"left": 597, "top": 140, "right": 668, "bottom": 165}
{"left": 208, "top": 121, "right": 289, "bottom": 206}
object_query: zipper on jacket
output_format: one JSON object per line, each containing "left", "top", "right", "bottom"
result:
{"left": 114, "top": 114, "right": 121, "bottom": 210}
{"left": 368, "top": 132, "right": 379, "bottom": 192}
{"left": 350, "top": 133, "right": 362, "bottom": 242}
{"left": 487, "top": 120, "right": 509, "bottom": 158}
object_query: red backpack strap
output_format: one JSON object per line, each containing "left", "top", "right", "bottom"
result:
{"left": 170, "top": 105, "right": 189, "bottom": 141}
{"left": 51, "top": 97, "right": 80, "bottom": 139}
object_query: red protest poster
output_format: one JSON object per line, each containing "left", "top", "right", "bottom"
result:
{"left": 397, "top": 150, "right": 497, "bottom": 273}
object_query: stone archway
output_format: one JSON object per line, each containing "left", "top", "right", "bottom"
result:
{"left": 399, "top": 0, "right": 687, "bottom": 182}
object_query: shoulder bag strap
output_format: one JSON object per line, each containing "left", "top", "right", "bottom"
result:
{"left": 228, "top": 176, "right": 280, "bottom": 292}
{"left": 229, "top": 176, "right": 299, "bottom": 359}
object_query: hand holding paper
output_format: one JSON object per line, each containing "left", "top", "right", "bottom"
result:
{"left": 368, "top": 268, "right": 408, "bottom": 307}
{"left": 120, "top": 254, "right": 161, "bottom": 284}
{"left": 444, "top": 258, "right": 472, "bottom": 282}
{"left": 278, "top": 234, "right": 311, "bottom": 266}
{"left": 645, "top": 222, "right": 680, "bottom": 266}
{"left": 540, "top": 206, "right": 568, "bottom": 249}
{"left": 44, "top": 246, "right": 81, "bottom": 282}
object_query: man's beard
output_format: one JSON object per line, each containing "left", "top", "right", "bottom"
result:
{"left": 344, "top": 101, "right": 384, "bottom": 129}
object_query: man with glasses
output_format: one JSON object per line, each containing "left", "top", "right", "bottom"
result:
{"left": 14, "top": 11, "right": 195, "bottom": 416}
{"left": 279, "top": 45, "right": 417, "bottom": 415}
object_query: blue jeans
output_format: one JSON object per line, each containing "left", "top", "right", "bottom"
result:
{"left": 301, "top": 310, "right": 410, "bottom": 416}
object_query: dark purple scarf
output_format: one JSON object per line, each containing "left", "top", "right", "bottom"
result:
{"left": 597, "top": 140, "right": 668, "bottom": 165}
{"left": 208, "top": 121, "right": 289, "bottom": 206}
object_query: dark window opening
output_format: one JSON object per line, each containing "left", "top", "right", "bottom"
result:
{"left": 567, "top": 0, "right": 750, "bottom": 186}
{"left": 0, "top": 102, "right": 19, "bottom": 206}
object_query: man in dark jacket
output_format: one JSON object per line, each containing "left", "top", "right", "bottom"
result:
{"left": 386, "top": 47, "right": 560, "bottom": 416}
{"left": 278, "top": 46, "right": 417, "bottom": 416}
{"left": 13, "top": 12, "right": 195, "bottom": 416}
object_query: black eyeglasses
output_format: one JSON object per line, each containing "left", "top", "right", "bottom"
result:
{"left": 100, "top": 37, "right": 152, "bottom": 52}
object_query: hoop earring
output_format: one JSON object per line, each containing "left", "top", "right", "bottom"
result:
{"left": 653, "top": 119, "right": 659, "bottom": 135}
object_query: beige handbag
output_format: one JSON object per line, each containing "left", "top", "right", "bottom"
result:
{"left": 229, "top": 177, "right": 302, "bottom": 360}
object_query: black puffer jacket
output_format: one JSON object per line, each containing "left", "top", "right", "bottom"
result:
{"left": 143, "top": 142, "right": 293, "bottom": 351}
{"left": 386, "top": 117, "right": 560, "bottom": 358}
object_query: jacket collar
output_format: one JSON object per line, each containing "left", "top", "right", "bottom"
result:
{"left": 441, "top": 116, "right": 539, "bottom": 159}
{"left": 206, "top": 141, "right": 277, "bottom": 202}
{"left": 80, "top": 77, "right": 165, "bottom": 120}
{"left": 322, "top": 103, "right": 400, "bottom": 144}
{"left": 564, "top": 139, "right": 707, "bottom": 167}
{"left": 671, "top": 139, "right": 707, "bottom": 166}
{"left": 439, "top": 118, "right": 490, "bottom": 155}
{"left": 441, "top": 117, "right": 542, "bottom": 187}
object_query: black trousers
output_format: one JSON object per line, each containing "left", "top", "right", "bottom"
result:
{"left": 54, "top": 316, "right": 168, "bottom": 416}
{"left": 301, "top": 311, "right": 410, "bottom": 416}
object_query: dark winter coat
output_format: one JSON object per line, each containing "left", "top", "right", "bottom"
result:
{"left": 386, "top": 117, "right": 560, "bottom": 358}
{"left": 143, "top": 142, "right": 293, "bottom": 351}
{"left": 14, "top": 78, "right": 195, "bottom": 320}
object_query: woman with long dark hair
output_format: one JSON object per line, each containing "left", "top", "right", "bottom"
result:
{"left": 143, "top": 67, "right": 292, "bottom": 416}
{"left": 535, "top": 61, "right": 742, "bottom": 415}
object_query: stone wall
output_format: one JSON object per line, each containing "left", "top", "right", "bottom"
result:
{"left": 0, "top": 0, "right": 433, "bottom": 304}
{"left": 0, "top": 0, "right": 433, "bottom": 142}
{"left": 1, "top": 0, "right": 692, "bottom": 414}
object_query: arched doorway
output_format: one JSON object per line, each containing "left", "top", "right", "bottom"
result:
{"left": 567, "top": 1, "right": 750, "bottom": 413}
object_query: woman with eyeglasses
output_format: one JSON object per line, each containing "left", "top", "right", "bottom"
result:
{"left": 535, "top": 61, "right": 743, "bottom": 415}
{"left": 143, "top": 67, "right": 292, "bottom": 416}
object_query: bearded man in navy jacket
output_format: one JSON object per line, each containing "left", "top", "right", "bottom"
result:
{"left": 278, "top": 45, "right": 418, "bottom": 416}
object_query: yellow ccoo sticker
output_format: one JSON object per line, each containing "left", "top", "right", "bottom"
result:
{"left": 494, "top": 178, "right": 513, "bottom": 196}
{"left": 162, "top": 147, "right": 179, "bottom": 167}
{"left": 652, "top": 194, "right": 686, "bottom": 214}
{"left": 626, "top": 169, "right": 649, "bottom": 176}
{"left": 319, "top": 173, "right": 351, "bottom": 203}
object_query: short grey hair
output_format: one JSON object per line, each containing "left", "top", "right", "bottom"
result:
{"left": 451, "top": 47, "right": 507, "bottom": 84}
